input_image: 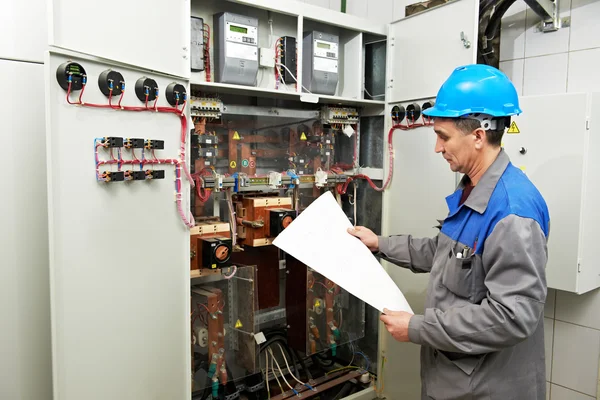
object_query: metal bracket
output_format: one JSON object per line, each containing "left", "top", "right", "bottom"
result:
{"left": 460, "top": 31, "right": 471, "bottom": 49}
{"left": 523, "top": 0, "right": 561, "bottom": 32}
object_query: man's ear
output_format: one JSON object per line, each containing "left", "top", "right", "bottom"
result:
{"left": 473, "top": 128, "right": 485, "bottom": 149}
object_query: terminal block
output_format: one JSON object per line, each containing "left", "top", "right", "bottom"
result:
{"left": 190, "top": 97, "right": 224, "bottom": 119}
{"left": 103, "top": 171, "right": 125, "bottom": 182}
{"left": 125, "top": 170, "right": 146, "bottom": 181}
{"left": 144, "top": 139, "right": 164, "bottom": 150}
{"left": 145, "top": 170, "right": 165, "bottom": 180}
{"left": 104, "top": 137, "right": 124, "bottom": 148}
{"left": 321, "top": 106, "right": 359, "bottom": 125}
{"left": 124, "top": 138, "right": 144, "bottom": 149}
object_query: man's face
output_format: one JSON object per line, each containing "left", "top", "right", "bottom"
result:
{"left": 433, "top": 119, "right": 477, "bottom": 174}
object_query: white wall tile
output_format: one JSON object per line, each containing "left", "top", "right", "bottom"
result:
{"left": 569, "top": 0, "right": 600, "bottom": 51}
{"left": 368, "top": 0, "right": 394, "bottom": 25}
{"left": 550, "top": 384, "right": 595, "bottom": 400}
{"left": 552, "top": 321, "right": 600, "bottom": 396}
{"left": 555, "top": 287, "right": 600, "bottom": 330}
{"left": 523, "top": 53, "right": 568, "bottom": 96}
{"left": 545, "top": 318, "right": 554, "bottom": 382}
{"left": 305, "top": 0, "right": 330, "bottom": 8}
{"left": 329, "top": 0, "right": 342, "bottom": 12}
{"left": 346, "top": 0, "right": 368, "bottom": 18}
{"left": 500, "top": 1, "right": 527, "bottom": 61}
{"left": 524, "top": 0, "right": 572, "bottom": 58}
{"left": 567, "top": 48, "right": 600, "bottom": 93}
{"left": 499, "top": 59, "right": 525, "bottom": 96}
{"left": 545, "top": 289, "right": 557, "bottom": 318}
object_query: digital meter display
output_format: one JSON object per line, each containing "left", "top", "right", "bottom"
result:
{"left": 230, "top": 25, "right": 248, "bottom": 34}
{"left": 317, "top": 42, "right": 331, "bottom": 49}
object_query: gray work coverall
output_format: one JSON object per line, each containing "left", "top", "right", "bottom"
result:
{"left": 378, "top": 150, "right": 550, "bottom": 399}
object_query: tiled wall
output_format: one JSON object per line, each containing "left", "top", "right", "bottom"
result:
{"left": 303, "top": 0, "right": 600, "bottom": 398}
{"left": 499, "top": 1, "right": 600, "bottom": 398}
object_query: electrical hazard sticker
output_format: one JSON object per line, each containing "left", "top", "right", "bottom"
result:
{"left": 232, "top": 131, "right": 241, "bottom": 140}
{"left": 507, "top": 121, "right": 520, "bottom": 134}
{"left": 300, "top": 132, "right": 307, "bottom": 141}
{"left": 235, "top": 319, "right": 243, "bottom": 329}
{"left": 230, "top": 160, "right": 237, "bottom": 168}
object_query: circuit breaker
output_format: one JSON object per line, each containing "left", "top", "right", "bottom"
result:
{"left": 302, "top": 31, "right": 339, "bottom": 95}
{"left": 213, "top": 12, "right": 259, "bottom": 86}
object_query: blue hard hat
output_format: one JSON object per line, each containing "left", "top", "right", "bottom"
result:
{"left": 423, "top": 64, "right": 522, "bottom": 118}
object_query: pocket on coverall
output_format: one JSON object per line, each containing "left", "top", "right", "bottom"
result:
{"left": 426, "top": 350, "right": 488, "bottom": 400}
{"left": 442, "top": 243, "right": 476, "bottom": 299}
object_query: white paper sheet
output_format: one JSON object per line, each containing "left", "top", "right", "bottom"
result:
{"left": 273, "top": 191, "right": 413, "bottom": 314}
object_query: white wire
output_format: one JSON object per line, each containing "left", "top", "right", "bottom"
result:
{"left": 268, "top": 348, "right": 295, "bottom": 392}
{"left": 276, "top": 63, "right": 313, "bottom": 94}
{"left": 353, "top": 181, "right": 357, "bottom": 227}
{"left": 266, "top": 351, "right": 271, "bottom": 399}
{"left": 270, "top": 350, "right": 284, "bottom": 392}
{"left": 276, "top": 343, "right": 305, "bottom": 387}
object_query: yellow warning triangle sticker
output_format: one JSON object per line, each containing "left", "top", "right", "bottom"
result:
{"left": 315, "top": 299, "right": 321, "bottom": 307}
{"left": 233, "top": 131, "right": 241, "bottom": 140}
{"left": 300, "top": 132, "right": 307, "bottom": 141}
{"left": 235, "top": 319, "right": 243, "bottom": 329}
{"left": 507, "top": 121, "right": 520, "bottom": 134}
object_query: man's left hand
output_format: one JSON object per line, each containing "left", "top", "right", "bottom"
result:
{"left": 380, "top": 309, "right": 414, "bottom": 342}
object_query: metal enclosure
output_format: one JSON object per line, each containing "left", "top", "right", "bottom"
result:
{"left": 387, "top": 0, "right": 479, "bottom": 102}
{"left": 502, "top": 93, "right": 600, "bottom": 294}
{"left": 302, "top": 31, "right": 339, "bottom": 95}
{"left": 45, "top": 52, "right": 191, "bottom": 400}
{"left": 48, "top": 0, "right": 190, "bottom": 77}
{"left": 379, "top": 1, "right": 479, "bottom": 397}
{"left": 213, "top": 12, "right": 259, "bottom": 86}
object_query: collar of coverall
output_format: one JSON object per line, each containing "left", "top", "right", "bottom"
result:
{"left": 457, "top": 148, "right": 510, "bottom": 214}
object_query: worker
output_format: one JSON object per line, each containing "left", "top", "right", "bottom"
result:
{"left": 349, "top": 64, "right": 550, "bottom": 399}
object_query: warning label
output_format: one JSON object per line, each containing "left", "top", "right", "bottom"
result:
{"left": 507, "top": 121, "right": 520, "bottom": 134}
{"left": 241, "top": 159, "right": 249, "bottom": 168}
{"left": 230, "top": 160, "right": 237, "bottom": 168}
{"left": 232, "top": 131, "right": 241, "bottom": 140}
{"left": 300, "top": 132, "right": 307, "bottom": 141}
{"left": 235, "top": 319, "right": 243, "bottom": 329}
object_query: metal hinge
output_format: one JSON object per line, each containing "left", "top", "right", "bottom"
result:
{"left": 578, "top": 260, "right": 582, "bottom": 273}
{"left": 586, "top": 117, "right": 591, "bottom": 130}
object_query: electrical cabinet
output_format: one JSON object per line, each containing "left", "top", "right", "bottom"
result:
{"left": 502, "top": 93, "right": 600, "bottom": 294}
{"left": 41, "top": 0, "right": 482, "bottom": 399}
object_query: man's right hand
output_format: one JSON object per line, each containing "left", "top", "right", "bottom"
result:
{"left": 347, "top": 226, "right": 379, "bottom": 252}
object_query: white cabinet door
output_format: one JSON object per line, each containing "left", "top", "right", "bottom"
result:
{"left": 48, "top": 0, "right": 190, "bottom": 77}
{"left": 502, "top": 93, "right": 587, "bottom": 293}
{"left": 45, "top": 50, "right": 191, "bottom": 400}
{"left": 387, "top": 0, "right": 479, "bottom": 103}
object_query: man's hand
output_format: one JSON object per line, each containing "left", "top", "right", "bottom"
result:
{"left": 380, "top": 309, "right": 413, "bottom": 342}
{"left": 347, "top": 226, "right": 379, "bottom": 252}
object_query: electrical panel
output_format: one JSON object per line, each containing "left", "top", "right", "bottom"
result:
{"left": 191, "top": 16, "right": 205, "bottom": 71}
{"left": 191, "top": 266, "right": 260, "bottom": 398}
{"left": 213, "top": 12, "right": 259, "bottom": 86}
{"left": 302, "top": 31, "right": 339, "bottom": 95}
{"left": 286, "top": 255, "right": 365, "bottom": 356}
{"left": 280, "top": 36, "right": 297, "bottom": 84}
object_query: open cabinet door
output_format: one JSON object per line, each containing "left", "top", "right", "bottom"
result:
{"left": 387, "top": 0, "right": 479, "bottom": 103}
{"left": 380, "top": 0, "right": 479, "bottom": 398}
{"left": 45, "top": 31, "right": 192, "bottom": 400}
{"left": 48, "top": 0, "right": 190, "bottom": 78}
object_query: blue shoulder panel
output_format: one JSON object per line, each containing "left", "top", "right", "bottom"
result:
{"left": 441, "top": 163, "right": 550, "bottom": 255}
